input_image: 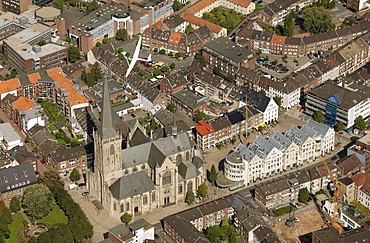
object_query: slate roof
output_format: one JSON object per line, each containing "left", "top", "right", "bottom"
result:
{"left": 109, "top": 171, "right": 155, "bottom": 200}
{"left": 308, "top": 82, "right": 369, "bottom": 109}
{"left": 171, "top": 90, "right": 207, "bottom": 110}
{"left": 257, "top": 178, "right": 290, "bottom": 196}
{"left": 241, "top": 88, "right": 272, "bottom": 113}
{"left": 163, "top": 15, "right": 185, "bottom": 29}
{"left": 49, "top": 145, "right": 86, "bottom": 163}
{"left": 253, "top": 225, "right": 281, "bottom": 243}
{"left": 262, "top": 0, "right": 300, "bottom": 17}
{"left": 336, "top": 154, "right": 362, "bottom": 175}
{"left": 235, "top": 207, "right": 266, "bottom": 232}
{"left": 312, "top": 226, "right": 370, "bottom": 243}
{"left": 129, "top": 128, "right": 150, "bottom": 147}
{"left": 12, "top": 149, "right": 36, "bottom": 164}
{"left": 0, "top": 163, "right": 37, "bottom": 193}
{"left": 338, "top": 176, "right": 354, "bottom": 186}
{"left": 210, "top": 116, "right": 231, "bottom": 131}
{"left": 178, "top": 160, "right": 201, "bottom": 181}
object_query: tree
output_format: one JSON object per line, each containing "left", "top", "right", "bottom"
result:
{"left": 273, "top": 96, "right": 282, "bottom": 106}
{"left": 133, "top": 66, "right": 140, "bottom": 72}
{"left": 161, "top": 66, "right": 169, "bottom": 73}
{"left": 37, "top": 39, "right": 47, "bottom": 46}
{"left": 213, "top": 66, "right": 221, "bottom": 75}
{"left": 335, "top": 121, "right": 345, "bottom": 132}
{"left": 70, "top": 168, "right": 81, "bottom": 182}
{"left": 169, "top": 63, "right": 176, "bottom": 69}
{"left": 175, "top": 52, "right": 183, "bottom": 59}
{"left": 118, "top": 47, "right": 124, "bottom": 53}
{"left": 159, "top": 49, "right": 166, "bottom": 54}
{"left": 197, "top": 183, "right": 208, "bottom": 197}
{"left": 313, "top": 110, "right": 325, "bottom": 123}
{"left": 96, "top": 41, "right": 102, "bottom": 47}
{"left": 139, "top": 70, "right": 146, "bottom": 76}
{"left": 172, "top": 0, "right": 184, "bottom": 11}
{"left": 65, "top": 36, "right": 71, "bottom": 42}
{"left": 302, "top": 7, "right": 335, "bottom": 34}
{"left": 86, "top": 0, "right": 100, "bottom": 14}
{"left": 193, "top": 110, "right": 210, "bottom": 122}
{"left": 259, "top": 89, "right": 266, "bottom": 96}
{"left": 354, "top": 115, "right": 367, "bottom": 130}
{"left": 54, "top": 0, "right": 65, "bottom": 9}
{"left": 0, "top": 201, "right": 11, "bottom": 239}
{"left": 166, "top": 103, "right": 178, "bottom": 113}
{"left": 86, "top": 72, "right": 96, "bottom": 87}
{"left": 153, "top": 69, "right": 161, "bottom": 76}
{"left": 195, "top": 51, "right": 206, "bottom": 64}
{"left": 154, "top": 48, "right": 158, "bottom": 53}
{"left": 9, "top": 197, "right": 21, "bottom": 213}
{"left": 38, "top": 169, "right": 65, "bottom": 191}
{"left": 283, "top": 13, "right": 294, "bottom": 37}
{"left": 91, "top": 62, "right": 102, "bottom": 81}
{"left": 68, "top": 45, "right": 80, "bottom": 63}
{"left": 116, "top": 28, "right": 129, "bottom": 40}
{"left": 121, "top": 213, "right": 133, "bottom": 225}
{"left": 185, "top": 24, "right": 193, "bottom": 34}
{"left": 185, "top": 190, "right": 195, "bottom": 204}
{"left": 22, "top": 184, "right": 55, "bottom": 219}
{"left": 81, "top": 69, "right": 87, "bottom": 82}
{"left": 168, "top": 52, "right": 174, "bottom": 57}
{"left": 125, "top": 52, "right": 130, "bottom": 58}
{"left": 298, "top": 188, "right": 310, "bottom": 203}
{"left": 102, "top": 38, "right": 108, "bottom": 44}
{"left": 209, "top": 164, "right": 217, "bottom": 184}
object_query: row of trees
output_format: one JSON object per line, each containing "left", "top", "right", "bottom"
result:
{"left": 36, "top": 170, "right": 94, "bottom": 242}
{"left": 185, "top": 183, "right": 208, "bottom": 204}
{"left": 314, "top": 111, "right": 367, "bottom": 131}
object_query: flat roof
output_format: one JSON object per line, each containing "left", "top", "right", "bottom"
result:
{"left": 35, "top": 6, "right": 61, "bottom": 19}
{"left": 204, "top": 37, "right": 254, "bottom": 64}
{"left": 4, "top": 40, "right": 67, "bottom": 60}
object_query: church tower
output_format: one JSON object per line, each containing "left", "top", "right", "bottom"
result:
{"left": 92, "top": 74, "right": 122, "bottom": 205}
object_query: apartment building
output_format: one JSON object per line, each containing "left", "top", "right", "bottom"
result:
{"left": 346, "top": 0, "right": 368, "bottom": 11}
{"left": 223, "top": 120, "right": 334, "bottom": 185}
{"left": 0, "top": 163, "right": 37, "bottom": 207}
{"left": 0, "top": 0, "right": 31, "bottom": 14}
{"left": 0, "top": 122, "right": 23, "bottom": 151}
{"left": 203, "top": 37, "right": 255, "bottom": 74}
{"left": 254, "top": 165, "right": 337, "bottom": 210}
{"left": 255, "top": 0, "right": 314, "bottom": 26}
{"left": 236, "top": 67, "right": 301, "bottom": 109}
{"left": 307, "top": 82, "right": 370, "bottom": 127}
{"left": 141, "top": 25, "right": 214, "bottom": 56}
{"left": 106, "top": 219, "right": 154, "bottom": 243}
{"left": 163, "top": 194, "right": 250, "bottom": 243}
{"left": 3, "top": 23, "right": 67, "bottom": 73}
{"left": 160, "top": 72, "right": 188, "bottom": 96}
{"left": 338, "top": 177, "right": 356, "bottom": 202}
{"left": 236, "top": 21, "right": 370, "bottom": 57}
{"left": 347, "top": 133, "right": 370, "bottom": 174}
{"left": 311, "top": 225, "right": 370, "bottom": 243}
{"left": 171, "top": 90, "right": 208, "bottom": 117}
{"left": 193, "top": 108, "right": 247, "bottom": 150}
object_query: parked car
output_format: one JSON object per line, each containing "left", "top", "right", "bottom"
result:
{"left": 78, "top": 183, "right": 86, "bottom": 187}
{"left": 82, "top": 191, "right": 89, "bottom": 196}
{"left": 154, "top": 234, "right": 160, "bottom": 239}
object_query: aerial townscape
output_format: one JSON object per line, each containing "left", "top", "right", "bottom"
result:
{"left": 1, "top": 0, "right": 370, "bottom": 242}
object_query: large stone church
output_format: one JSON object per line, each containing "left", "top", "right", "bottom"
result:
{"left": 87, "top": 77, "right": 205, "bottom": 217}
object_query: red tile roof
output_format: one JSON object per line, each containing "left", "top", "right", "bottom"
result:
{"left": 194, "top": 120, "right": 215, "bottom": 136}
{"left": 0, "top": 78, "right": 21, "bottom": 94}
{"left": 11, "top": 97, "right": 36, "bottom": 111}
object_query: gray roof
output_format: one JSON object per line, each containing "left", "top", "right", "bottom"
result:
{"left": 109, "top": 171, "right": 155, "bottom": 200}
{"left": 0, "top": 163, "right": 38, "bottom": 193}
{"left": 305, "top": 119, "right": 332, "bottom": 137}
{"left": 312, "top": 226, "right": 370, "bottom": 243}
{"left": 223, "top": 193, "right": 251, "bottom": 212}
{"left": 253, "top": 225, "right": 281, "bottom": 243}
{"left": 122, "top": 143, "right": 151, "bottom": 169}
{"left": 163, "top": 15, "right": 185, "bottom": 29}
{"left": 285, "top": 125, "right": 310, "bottom": 146}
{"left": 235, "top": 207, "right": 266, "bottom": 232}
{"left": 258, "top": 178, "right": 290, "bottom": 196}
{"left": 241, "top": 88, "right": 272, "bottom": 113}
{"left": 49, "top": 145, "right": 86, "bottom": 163}
{"left": 262, "top": 0, "right": 300, "bottom": 17}
{"left": 249, "top": 136, "right": 274, "bottom": 159}
{"left": 271, "top": 131, "right": 293, "bottom": 151}
{"left": 172, "top": 90, "right": 207, "bottom": 110}
{"left": 178, "top": 160, "right": 201, "bottom": 181}
{"left": 308, "top": 82, "right": 369, "bottom": 110}
{"left": 204, "top": 37, "right": 254, "bottom": 64}
{"left": 0, "top": 123, "right": 22, "bottom": 144}
{"left": 97, "top": 76, "right": 119, "bottom": 139}
{"left": 129, "top": 128, "right": 150, "bottom": 147}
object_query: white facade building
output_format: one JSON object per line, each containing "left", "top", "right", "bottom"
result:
{"left": 224, "top": 120, "right": 335, "bottom": 185}
{"left": 0, "top": 123, "right": 23, "bottom": 150}
{"left": 20, "top": 108, "right": 45, "bottom": 132}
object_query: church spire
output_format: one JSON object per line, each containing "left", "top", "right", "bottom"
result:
{"left": 97, "top": 74, "right": 118, "bottom": 139}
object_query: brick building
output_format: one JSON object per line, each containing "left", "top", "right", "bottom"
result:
{"left": 0, "top": 163, "right": 37, "bottom": 207}
{"left": 347, "top": 133, "right": 370, "bottom": 174}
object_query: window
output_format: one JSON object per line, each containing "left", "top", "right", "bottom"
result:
{"left": 162, "top": 172, "right": 171, "bottom": 185}
{"left": 113, "top": 203, "right": 116, "bottom": 211}
{"left": 188, "top": 181, "right": 193, "bottom": 191}
{"left": 125, "top": 169, "right": 129, "bottom": 175}
{"left": 110, "top": 144, "right": 114, "bottom": 155}
{"left": 178, "top": 184, "right": 183, "bottom": 194}
{"left": 143, "top": 195, "right": 148, "bottom": 204}
{"left": 152, "top": 192, "right": 155, "bottom": 202}
{"left": 120, "top": 204, "right": 124, "bottom": 213}
{"left": 186, "top": 151, "right": 190, "bottom": 161}
{"left": 126, "top": 202, "right": 129, "bottom": 211}
{"left": 133, "top": 167, "right": 138, "bottom": 172}
{"left": 176, "top": 154, "right": 182, "bottom": 164}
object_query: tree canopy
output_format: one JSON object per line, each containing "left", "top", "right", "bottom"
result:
{"left": 302, "top": 7, "right": 335, "bottom": 34}
{"left": 204, "top": 220, "right": 238, "bottom": 243}
{"left": 298, "top": 188, "right": 310, "bottom": 203}
{"left": 354, "top": 115, "right": 367, "bottom": 130}
{"left": 273, "top": 96, "right": 282, "bottom": 106}
{"left": 193, "top": 110, "right": 210, "bottom": 122}
{"left": 313, "top": 110, "right": 325, "bottom": 123}
{"left": 209, "top": 164, "right": 217, "bottom": 184}
{"left": 38, "top": 39, "right": 47, "bottom": 46}
{"left": 185, "top": 190, "right": 195, "bottom": 204}
{"left": 22, "top": 184, "right": 55, "bottom": 219}
{"left": 335, "top": 121, "right": 345, "bottom": 132}
{"left": 9, "top": 197, "right": 21, "bottom": 213}
{"left": 116, "top": 28, "right": 129, "bottom": 40}
{"left": 283, "top": 13, "right": 294, "bottom": 37}
{"left": 172, "top": 0, "right": 185, "bottom": 11}
{"left": 68, "top": 46, "right": 80, "bottom": 63}
{"left": 185, "top": 24, "right": 193, "bottom": 34}
{"left": 166, "top": 103, "right": 178, "bottom": 113}
{"left": 0, "top": 201, "right": 11, "bottom": 241}
{"left": 70, "top": 168, "right": 81, "bottom": 182}
{"left": 197, "top": 183, "right": 208, "bottom": 197}
{"left": 121, "top": 213, "right": 133, "bottom": 225}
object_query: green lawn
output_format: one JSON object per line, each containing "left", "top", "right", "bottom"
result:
{"left": 38, "top": 205, "right": 68, "bottom": 225}
{"left": 9, "top": 213, "right": 25, "bottom": 243}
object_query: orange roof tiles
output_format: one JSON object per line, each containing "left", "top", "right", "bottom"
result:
{"left": 351, "top": 173, "right": 370, "bottom": 187}
{"left": 27, "top": 73, "right": 41, "bottom": 83}
{"left": 168, "top": 32, "right": 183, "bottom": 44}
{"left": 228, "top": 0, "right": 252, "bottom": 8}
{"left": 153, "top": 21, "right": 164, "bottom": 29}
{"left": 180, "top": 13, "right": 223, "bottom": 33}
{"left": 188, "top": 0, "right": 216, "bottom": 14}
{"left": 11, "top": 97, "right": 35, "bottom": 111}
{"left": 194, "top": 120, "right": 215, "bottom": 136}
{"left": 0, "top": 78, "right": 21, "bottom": 94}
{"left": 272, "top": 35, "right": 285, "bottom": 44}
